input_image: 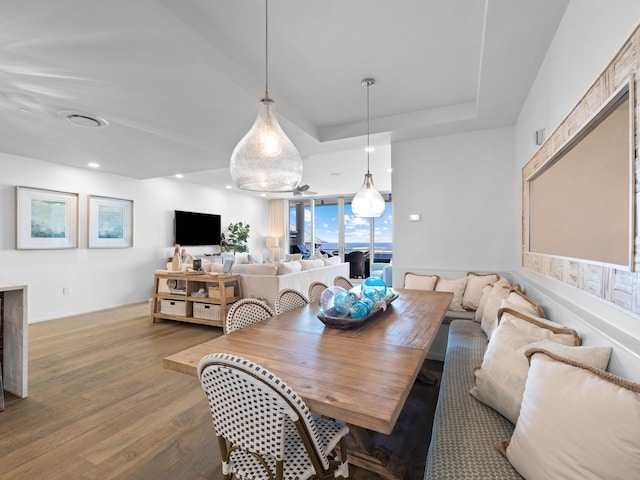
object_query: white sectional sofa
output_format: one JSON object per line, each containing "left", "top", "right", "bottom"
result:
{"left": 161, "top": 256, "right": 349, "bottom": 311}
{"left": 227, "top": 258, "right": 349, "bottom": 310}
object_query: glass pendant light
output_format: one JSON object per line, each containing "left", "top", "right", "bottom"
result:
{"left": 230, "top": 0, "right": 302, "bottom": 192}
{"left": 352, "top": 78, "right": 386, "bottom": 217}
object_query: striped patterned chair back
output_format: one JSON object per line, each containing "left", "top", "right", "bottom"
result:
{"left": 225, "top": 298, "right": 275, "bottom": 334}
{"left": 332, "top": 276, "right": 354, "bottom": 290}
{"left": 275, "top": 288, "right": 309, "bottom": 315}
{"left": 198, "top": 353, "right": 349, "bottom": 480}
{"left": 307, "top": 282, "right": 328, "bottom": 302}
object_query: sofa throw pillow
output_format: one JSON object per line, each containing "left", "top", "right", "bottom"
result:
{"left": 471, "top": 321, "right": 540, "bottom": 423}
{"left": 231, "top": 263, "right": 278, "bottom": 276}
{"left": 498, "top": 350, "right": 640, "bottom": 480}
{"left": 502, "top": 290, "right": 544, "bottom": 318}
{"left": 498, "top": 308, "right": 580, "bottom": 346}
{"left": 234, "top": 252, "right": 250, "bottom": 264}
{"left": 435, "top": 276, "right": 468, "bottom": 311}
{"left": 470, "top": 322, "right": 608, "bottom": 424}
{"left": 204, "top": 263, "right": 224, "bottom": 274}
{"left": 473, "top": 284, "right": 493, "bottom": 322}
{"left": 462, "top": 272, "right": 500, "bottom": 310}
{"left": 284, "top": 253, "right": 302, "bottom": 261}
{"left": 526, "top": 339, "right": 611, "bottom": 370}
{"left": 277, "top": 260, "right": 302, "bottom": 275}
{"left": 479, "top": 279, "right": 512, "bottom": 339}
{"left": 300, "top": 259, "right": 324, "bottom": 270}
{"left": 404, "top": 272, "right": 439, "bottom": 291}
{"left": 322, "top": 256, "right": 342, "bottom": 266}
{"left": 248, "top": 253, "right": 263, "bottom": 264}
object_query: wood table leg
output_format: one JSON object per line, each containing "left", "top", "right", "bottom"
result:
{"left": 416, "top": 363, "right": 439, "bottom": 385}
{"left": 347, "top": 424, "right": 406, "bottom": 480}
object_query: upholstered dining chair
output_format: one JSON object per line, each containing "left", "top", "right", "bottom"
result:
{"left": 308, "top": 282, "right": 328, "bottom": 302}
{"left": 344, "top": 251, "right": 365, "bottom": 279}
{"left": 198, "top": 353, "right": 349, "bottom": 480}
{"left": 275, "top": 288, "right": 310, "bottom": 315}
{"left": 225, "top": 298, "right": 276, "bottom": 334}
{"left": 333, "top": 276, "right": 354, "bottom": 290}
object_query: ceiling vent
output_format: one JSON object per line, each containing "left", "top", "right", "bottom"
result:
{"left": 61, "top": 111, "right": 108, "bottom": 128}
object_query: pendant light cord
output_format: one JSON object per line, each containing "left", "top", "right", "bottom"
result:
{"left": 366, "top": 81, "right": 371, "bottom": 174}
{"left": 264, "top": 0, "right": 269, "bottom": 98}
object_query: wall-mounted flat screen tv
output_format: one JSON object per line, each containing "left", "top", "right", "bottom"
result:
{"left": 174, "top": 210, "right": 221, "bottom": 246}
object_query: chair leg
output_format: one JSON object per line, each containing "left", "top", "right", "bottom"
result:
{"left": 216, "top": 436, "right": 231, "bottom": 480}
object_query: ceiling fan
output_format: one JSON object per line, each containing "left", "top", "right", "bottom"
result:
{"left": 292, "top": 184, "right": 318, "bottom": 196}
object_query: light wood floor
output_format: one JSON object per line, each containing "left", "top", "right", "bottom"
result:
{"left": 0, "top": 302, "right": 441, "bottom": 479}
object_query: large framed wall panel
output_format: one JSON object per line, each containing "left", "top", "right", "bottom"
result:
{"left": 523, "top": 23, "right": 640, "bottom": 314}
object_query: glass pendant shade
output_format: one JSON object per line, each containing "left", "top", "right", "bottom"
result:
{"left": 352, "top": 77, "right": 385, "bottom": 218}
{"left": 230, "top": 97, "right": 302, "bottom": 192}
{"left": 352, "top": 172, "right": 386, "bottom": 217}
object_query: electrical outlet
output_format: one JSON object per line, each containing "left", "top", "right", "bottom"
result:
{"left": 62, "top": 287, "right": 70, "bottom": 295}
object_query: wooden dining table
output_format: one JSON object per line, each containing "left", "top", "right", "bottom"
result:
{"left": 164, "top": 288, "right": 452, "bottom": 480}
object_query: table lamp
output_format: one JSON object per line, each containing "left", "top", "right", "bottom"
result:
{"left": 266, "top": 236, "right": 280, "bottom": 261}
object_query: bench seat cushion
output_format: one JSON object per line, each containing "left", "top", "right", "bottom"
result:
{"left": 424, "top": 320, "right": 522, "bottom": 479}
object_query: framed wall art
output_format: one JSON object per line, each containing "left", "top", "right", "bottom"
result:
{"left": 88, "top": 195, "right": 134, "bottom": 248}
{"left": 16, "top": 186, "right": 79, "bottom": 250}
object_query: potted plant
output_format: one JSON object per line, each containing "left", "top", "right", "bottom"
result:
{"left": 220, "top": 222, "right": 250, "bottom": 253}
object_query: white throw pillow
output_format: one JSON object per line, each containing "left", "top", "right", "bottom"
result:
{"left": 498, "top": 307, "right": 580, "bottom": 345}
{"left": 404, "top": 272, "right": 439, "bottom": 291}
{"left": 435, "top": 277, "right": 468, "bottom": 311}
{"left": 462, "top": 272, "right": 500, "bottom": 310}
{"left": 470, "top": 321, "right": 607, "bottom": 424}
{"left": 204, "top": 263, "right": 224, "bottom": 274}
{"left": 234, "top": 252, "right": 250, "bottom": 264}
{"left": 284, "top": 253, "right": 302, "bottom": 261}
{"left": 248, "top": 253, "right": 263, "bottom": 264}
{"left": 501, "top": 290, "right": 544, "bottom": 318}
{"left": 299, "top": 259, "right": 324, "bottom": 270}
{"left": 322, "top": 256, "right": 342, "bottom": 266}
{"left": 277, "top": 260, "right": 302, "bottom": 275}
{"left": 474, "top": 284, "right": 493, "bottom": 322}
{"left": 499, "top": 350, "right": 640, "bottom": 480}
{"left": 479, "top": 279, "right": 512, "bottom": 339}
{"left": 230, "top": 263, "right": 278, "bottom": 276}
{"left": 526, "top": 339, "right": 611, "bottom": 369}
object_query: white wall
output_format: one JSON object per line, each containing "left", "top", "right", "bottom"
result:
{"left": 391, "top": 127, "right": 516, "bottom": 284}
{"left": 0, "top": 153, "right": 269, "bottom": 322}
{"left": 514, "top": 3, "right": 640, "bottom": 352}
{"left": 516, "top": 0, "right": 640, "bottom": 176}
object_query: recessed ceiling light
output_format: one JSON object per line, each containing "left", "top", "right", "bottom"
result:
{"left": 87, "top": 162, "right": 100, "bottom": 168}
{"left": 60, "top": 111, "right": 108, "bottom": 128}
{"left": 386, "top": 168, "right": 393, "bottom": 173}
{"left": 365, "top": 146, "right": 375, "bottom": 152}
{"left": 225, "top": 185, "right": 233, "bottom": 189}
{"left": 175, "top": 173, "right": 184, "bottom": 179}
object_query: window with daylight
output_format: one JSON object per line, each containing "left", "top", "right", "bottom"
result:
{"left": 288, "top": 198, "right": 392, "bottom": 267}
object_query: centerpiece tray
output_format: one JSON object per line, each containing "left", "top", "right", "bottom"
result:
{"left": 317, "top": 292, "right": 399, "bottom": 330}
